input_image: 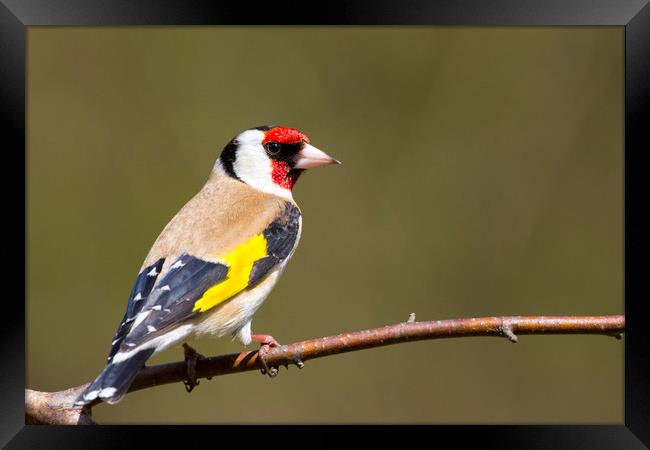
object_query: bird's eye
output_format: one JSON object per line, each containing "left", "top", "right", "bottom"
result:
{"left": 266, "top": 142, "right": 282, "bottom": 155}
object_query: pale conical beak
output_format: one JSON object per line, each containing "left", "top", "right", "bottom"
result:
{"left": 293, "top": 143, "right": 341, "bottom": 169}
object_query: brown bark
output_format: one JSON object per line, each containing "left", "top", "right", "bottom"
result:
{"left": 25, "top": 314, "right": 624, "bottom": 425}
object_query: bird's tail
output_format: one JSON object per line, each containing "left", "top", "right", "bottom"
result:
{"left": 75, "top": 348, "right": 155, "bottom": 406}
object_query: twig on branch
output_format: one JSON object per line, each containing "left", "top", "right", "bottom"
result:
{"left": 25, "top": 314, "right": 624, "bottom": 425}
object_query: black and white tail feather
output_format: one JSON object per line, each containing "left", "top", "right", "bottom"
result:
{"left": 75, "top": 250, "right": 240, "bottom": 405}
{"left": 75, "top": 258, "right": 165, "bottom": 406}
{"left": 76, "top": 348, "right": 155, "bottom": 405}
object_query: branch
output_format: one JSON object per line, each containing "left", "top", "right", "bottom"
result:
{"left": 25, "top": 314, "right": 624, "bottom": 425}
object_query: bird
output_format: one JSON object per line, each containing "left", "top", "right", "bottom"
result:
{"left": 75, "top": 125, "right": 339, "bottom": 406}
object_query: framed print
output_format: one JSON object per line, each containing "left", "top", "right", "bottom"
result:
{"left": 2, "top": 0, "right": 648, "bottom": 447}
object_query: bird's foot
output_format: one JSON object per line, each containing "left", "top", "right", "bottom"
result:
{"left": 251, "top": 334, "right": 280, "bottom": 378}
{"left": 182, "top": 343, "right": 204, "bottom": 392}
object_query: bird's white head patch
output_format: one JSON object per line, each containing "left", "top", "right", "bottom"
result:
{"left": 215, "top": 126, "right": 339, "bottom": 199}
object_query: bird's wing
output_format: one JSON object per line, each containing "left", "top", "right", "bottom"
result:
{"left": 115, "top": 201, "right": 301, "bottom": 353}
{"left": 106, "top": 258, "right": 165, "bottom": 362}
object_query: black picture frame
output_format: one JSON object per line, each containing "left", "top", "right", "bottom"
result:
{"left": 3, "top": 0, "right": 648, "bottom": 447}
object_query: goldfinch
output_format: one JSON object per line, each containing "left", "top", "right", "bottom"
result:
{"left": 76, "top": 125, "right": 339, "bottom": 406}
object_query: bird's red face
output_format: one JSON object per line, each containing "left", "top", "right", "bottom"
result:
{"left": 218, "top": 126, "right": 340, "bottom": 198}
{"left": 262, "top": 127, "right": 311, "bottom": 190}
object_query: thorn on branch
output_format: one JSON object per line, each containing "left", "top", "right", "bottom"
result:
{"left": 500, "top": 324, "right": 518, "bottom": 343}
{"left": 289, "top": 351, "right": 305, "bottom": 369}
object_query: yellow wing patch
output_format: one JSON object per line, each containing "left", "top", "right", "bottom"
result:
{"left": 192, "top": 234, "right": 268, "bottom": 313}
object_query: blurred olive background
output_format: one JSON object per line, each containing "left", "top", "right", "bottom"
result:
{"left": 27, "top": 27, "right": 623, "bottom": 424}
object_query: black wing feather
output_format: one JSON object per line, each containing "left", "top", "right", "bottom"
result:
{"left": 249, "top": 202, "right": 300, "bottom": 285}
{"left": 122, "top": 255, "right": 228, "bottom": 345}
{"left": 106, "top": 258, "right": 164, "bottom": 361}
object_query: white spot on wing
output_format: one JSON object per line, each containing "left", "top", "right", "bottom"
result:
{"left": 133, "top": 292, "right": 143, "bottom": 301}
{"left": 99, "top": 387, "right": 117, "bottom": 398}
{"left": 147, "top": 325, "right": 156, "bottom": 333}
{"left": 152, "top": 305, "right": 162, "bottom": 311}
{"left": 83, "top": 389, "right": 100, "bottom": 401}
{"left": 126, "top": 343, "right": 136, "bottom": 347}
{"left": 111, "top": 339, "right": 119, "bottom": 346}
{"left": 159, "top": 285, "right": 171, "bottom": 292}
{"left": 132, "top": 310, "right": 151, "bottom": 328}
{"left": 112, "top": 347, "right": 141, "bottom": 363}
{"left": 147, "top": 267, "right": 158, "bottom": 277}
{"left": 170, "top": 259, "right": 185, "bottom": 270}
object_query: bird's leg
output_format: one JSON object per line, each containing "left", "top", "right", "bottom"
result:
{"left": 251, "top": 334, "right": 280, "bottom": 378}
{"left": 182, "top": 343, "right": 204, "bottom": 392}
{"left": 252, "top": 334, "right": 280, "bottom": 347}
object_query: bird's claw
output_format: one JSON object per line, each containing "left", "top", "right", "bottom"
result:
{"left": 182, "top": 343, "right": 204, "bottom": 392}
{"left": 252, "top": 334, "right": 280, "bottom": 378}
